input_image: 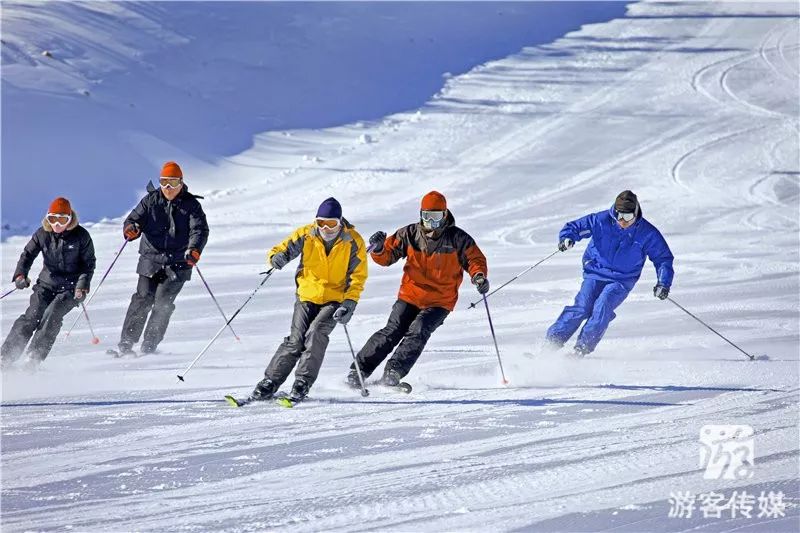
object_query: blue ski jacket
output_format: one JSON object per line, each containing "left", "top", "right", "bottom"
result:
{"left": 559, "top": 205, "right": 674, "bottom": 290}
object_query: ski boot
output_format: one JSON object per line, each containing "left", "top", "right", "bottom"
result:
{"left": 381, "top": 367, "right": 402, "bottom": 387}
{"left": 346, "top": 369, "right": 364, "bottom": 389}
{"left": 250, "top": 378, "right": 278, "bottom": 401}
{"left": 570, "top": 344, "right": 590, "bottom": 359}
{"left": 288, "top": 378, "right": 310, "bottom": 403}
{"left": 140, "top": 342, "right": 158, "bottom": 355}
{"left": 109, "top": 344, "right": 137, "bottom": 358}
{"left": 276, "top": 379, "right": 310, "bottom": 408}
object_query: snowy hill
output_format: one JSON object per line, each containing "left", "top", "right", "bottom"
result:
{"left": 1, "top": 1, "right": 623, "bottom": 235}
{"left": 2, "top": 1, "right": 799, "bottom": 531}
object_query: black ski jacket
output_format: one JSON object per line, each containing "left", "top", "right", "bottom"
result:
{"left": 125, "top": 182, "right": 209, "bottom": 281}
{"left": 13, "top": 211, "right": 96, "bottom": 292}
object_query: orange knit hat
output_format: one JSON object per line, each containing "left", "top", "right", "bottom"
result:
{"left": 48, "top": 197, "right": 72, "bottom": 215}
{"left": 421, "top": 191, "right": 447, "bottom": 211}
{"left": 160, "top": 161, "right": 183, "bottom": 179}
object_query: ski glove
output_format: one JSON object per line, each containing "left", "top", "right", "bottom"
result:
{"left": 123, "top": 223, "right": 141, "bottom": 241}
{"left": 74, "top": 288, "right": 88, "bottom": 301}
{"left": 270, "top": 253, "right": 289, "bottom": 270}
{"left": 368, "top": 231, "right": 387, "bottom": 254}
{"left": 558, "top": 238, "right": 574, "bottom": 252}
{"left": 184, "top": 249, "right": 201, "bottom": 267}
{"left": 333, "top": 299, "right": 357, "bottom": 325}
{"left": 472, "top": 273, "right": 490, "bottom": 295}
{"left": 653, "top": 285, "right": 669, "bottom": 300}
{"left": 14, "top": 275, "right": 30, "bottom": 290}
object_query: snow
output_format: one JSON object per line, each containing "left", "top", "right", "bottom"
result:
{"left": 2, "top": 0, "right": 799, "bottom": 531}
{"left": 0, "top": 1, "right": 625, "bottom": 236}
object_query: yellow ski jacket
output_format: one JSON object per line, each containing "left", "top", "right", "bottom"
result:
{"left": 268, "top": 219, "right": 368, "bottom": 304}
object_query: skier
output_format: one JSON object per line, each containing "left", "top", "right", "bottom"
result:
{"left": 114, "top": 161, "right": 209, "bottom": 356}
{"left": 545, "top": 190, "right": 674, "bottom": 357}
{"left": 1, "top": 197, "right": 96, "bottom": 369}
{"left": 247, "top": 197, "right": 368, "bottom": 403}
{"left": 346, "top": 191, "right": 488, "bottom": 388}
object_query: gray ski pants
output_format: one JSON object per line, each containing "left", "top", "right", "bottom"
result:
{"left": 264, "top": 299, "right": 338, "bottom": 387}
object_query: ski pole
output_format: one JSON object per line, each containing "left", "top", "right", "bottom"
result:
{"left": 65, "top": 240, "right": 129, "bottom": 338}
{"left": 195, "top": 265, "right": 240, "bottom": 341}
{"left": 667, "top": 297, "right": 755, "bottom": 361}
{"left": 0, "top": 287, "right": 18, "bottom": 300}
{"left": 468, "top": 250, "right": 559, "bottom": 309}
{"left": 482, "top": 293, "right": 509, "bottom": 384}
{"left": 80, "top": 303, "right": 101, "bottom": 345}
{"left": 177, "top": 269, "right": 275, "bottom": 382}
{"left": 342, "top": 324, "right": 369, "bottom": 397}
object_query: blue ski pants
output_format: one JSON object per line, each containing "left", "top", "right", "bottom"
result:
{"left": 546, "top": 278, "right": 631, "bottom": 353}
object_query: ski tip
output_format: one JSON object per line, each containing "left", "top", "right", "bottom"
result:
{"left": 177, "top": 375, "right": 185, "bottom": 382}
{"left": 224, "top": 395, "right": 241, "bottom": 407}
{"left": 276, "top": 397, "right": 294, "bottom": 408}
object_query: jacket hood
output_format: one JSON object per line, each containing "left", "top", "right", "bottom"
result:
{"left": 42, "top": 210, "right": 79, "bottom": 232}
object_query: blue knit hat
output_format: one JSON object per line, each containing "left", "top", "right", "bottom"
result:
{"left": 316, "top": 197, "right": 342, "bottom": 219}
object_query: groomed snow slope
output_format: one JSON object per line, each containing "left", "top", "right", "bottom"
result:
{"left": 2, "top": 1, "right": 799, "bottom": 531}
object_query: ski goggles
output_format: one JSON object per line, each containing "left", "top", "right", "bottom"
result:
{"left": 159, "top": 177, "right": 183, "bottom": 189}
{"left": 315, "top": 217, "right": 341, "bottom": 229}
{"left": 616, "top": 211, "right": 636, "bottom": 222}
{"left": 46, "top": 213, "right": 72, "bottom": 226}
{"left": 420, "top": 210, "right": 446, "bottom": 223}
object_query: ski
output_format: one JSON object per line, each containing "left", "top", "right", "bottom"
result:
{"left": 224, "top": 393, "right": 303, "bottom": 408}
{"left": 106, "top": 348, "right": 137, "bottom": 358}
{"left": 275, "top": 397, "right": 295, "bottom": 408}
{"left": 387, "top": 381, "right": 413, "bottom": 394}
{"left": 224, "top": 394, "right": 254, "bottom": 407}
{"left": 369, "top": 381, "right": 412, "bottom": 394}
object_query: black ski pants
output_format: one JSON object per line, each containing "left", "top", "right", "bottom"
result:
{"left": 353, "top": 299, "right": 449, "bottom": 379}
{"left": 119, "top": 271, "right": 185, "bottom": 351}
{"left": 1, "top": 283, "right": 79, "bottom": 363}
{"left": 264, "top": 299, "right": 338, "bottom": 387}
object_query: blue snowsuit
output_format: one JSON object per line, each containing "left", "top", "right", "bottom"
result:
{"left": 546, "top": 205, "right": 674, "bottom": 353}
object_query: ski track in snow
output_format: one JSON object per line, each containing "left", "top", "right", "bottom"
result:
{"left": 2, "top": 1, "right": 799, "bottom": 531}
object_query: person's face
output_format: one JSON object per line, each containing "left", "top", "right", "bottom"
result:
{"left": 160, "top": 177, "right": 183, "bottom": 200}
{"left": 316, "top": 217, "right": 341, "bottom": 241}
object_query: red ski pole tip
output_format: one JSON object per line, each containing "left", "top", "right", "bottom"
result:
{"left": 91, "top": 337, "right": 100, "bottom": 345}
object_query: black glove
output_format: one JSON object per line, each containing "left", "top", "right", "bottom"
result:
{"left": 14, "top": 275, "right": 30, "bottom": 290}
{"left": 333, "top": 299, "right": 357, "bottom": 325}
{"left": 472, "top": 273, "right": 490, "bottom": 295}
{"left": 369, "top": 231, "right": 386, "bottom": 253}
{"left": 270, "top": 253, "right": 289, "bottom": 270}
{"left": 653, "top": 285, "right": 669, "bottom": 300}
{"left": 123, "top": 222, "right": 141, "bottom": 241}
{"left": 558, "top": 238, "right": 574, "bottom": 252}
